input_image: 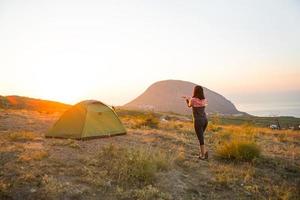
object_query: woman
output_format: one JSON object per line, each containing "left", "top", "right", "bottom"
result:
{"left": 183, "top": 85, "right": 208, "bottom": 160}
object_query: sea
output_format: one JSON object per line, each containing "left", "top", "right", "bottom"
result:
{"left": 235, "top": 102, "right": 300, "bottom": 118}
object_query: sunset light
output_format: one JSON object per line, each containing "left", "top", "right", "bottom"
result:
{"left": 1, "top": 0, "right": 299, "bottom": 109}
{"left": 1, "top": 1, "right": 300, "bottom": 199}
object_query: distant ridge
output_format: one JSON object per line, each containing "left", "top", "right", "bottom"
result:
{"left": 0, "top": 95, "right": 70, "bottom": 113}
{"left": 124, "top": 80, "right": 244, "bottom": 115}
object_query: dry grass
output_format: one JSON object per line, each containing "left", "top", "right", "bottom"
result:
{"left": 96, "top": 144, "right": 171, "bottom": 186}
{"left": 210, "top": 161, "right": 299, "bottom": 199}
{"left": 42, "top": 175, "right": 83, "bottom": 199}
{"left": 49, "top": 139, "right": 81, "bottom": 149}
{"left": 207, "top": 122, "right": 222, "bottom": 132}
{"left": 18, "top": 172, "right": 36, "bottom": 182}
{"left": 216, "top": 140, "right": 261, "bottom": 161}
{"left": 259, "top": 128, "right": 300, "bottom": 143}
{"left": 0, "top": 180, "right": 10, "bottom": 195}
{"left": 8, "top": 131, "right": 39, "bottom": 142}
{"left": 214, "top": 124, "right": 261, "bottom": 161}
{"left": 18, "top": 150, "right": 48, "bottom": 162}
{"left": 265, "top": 183, "right": 298, "bottom": 200}
{"left": 159, "top": 120, "right": 193, "bottom": 133}
{"left": 210, "top": 162, "right": 255, "bottom": 187}
{"left": 1, "top": 109, "right": 299, "bottom": 200}
{"left": 120, "top": 112, "right": 160, "bottom": 129}
{"left": 134, "top": 115, "right": 159, "bottom": 129}
{"left": 207, "top": 114, "right": 222, "bottom": 132}
{"left": 211, "top": 124, "right": 299, "bottom": 199}
{"left": 116, "top": 185, "right": 172, "bottom": 200}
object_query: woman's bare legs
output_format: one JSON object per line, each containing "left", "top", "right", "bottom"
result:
{"left": 200, "top": 145, "right": 205, "bottom": 157}
{"left": 199, "top": 145, "right": 208, "bottom": 159}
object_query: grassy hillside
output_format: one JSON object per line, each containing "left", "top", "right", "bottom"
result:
{"left": 0, "top": 108, "right": 299, "bottom": 199}
{"left": 0, "top": 95, "right": 70, "bottom": 113}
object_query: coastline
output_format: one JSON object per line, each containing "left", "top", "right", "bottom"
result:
{"left": 236, "top": 102, "right": 300, "bottom": 118}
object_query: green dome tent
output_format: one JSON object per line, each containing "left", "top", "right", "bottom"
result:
{"left": 46, "top": 100, "right": 126, "bottom": 139}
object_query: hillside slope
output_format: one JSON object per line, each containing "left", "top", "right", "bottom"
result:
{"left": 124, "top": 80, "right": 242, "bottom": 115}
{"left": 0, "top": 95, "right": 70, "bottom": 113}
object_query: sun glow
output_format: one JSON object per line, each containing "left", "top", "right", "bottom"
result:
{"left": 31, "top": 67, "right": 102, "bottom": 104}
{"left": 1, "top": 0, "right": 300, "bottom": 107}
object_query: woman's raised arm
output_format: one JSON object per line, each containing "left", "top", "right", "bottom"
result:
{"left": 182, "top": 96, "right": 192, "bottom": 107}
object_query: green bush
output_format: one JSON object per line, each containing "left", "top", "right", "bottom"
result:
{"left": 216, "top": 140, "right": 261, "bottom": 161}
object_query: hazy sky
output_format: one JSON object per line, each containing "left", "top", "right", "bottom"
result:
{"left": 1, "top": 0, "right": 299, "bottom": 105}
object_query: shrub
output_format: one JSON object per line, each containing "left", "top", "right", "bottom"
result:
{"left": 117, "top": 110, "right": 161, "bottom": 129}
{"left": 242, "top": 124, "right": 257, "bottom": 139}
{"left": 207, "top": 122, "right": 222, "bottom": 132}
{"left": 216, "top": 140, "right": 261, "bottom": 161}
{"left": 135, "top": 114, "right": 159, "bottom": 129}
{"left": 144, "top": 117, "right": 159, "bottom": 128}
{"left": 218, "top": 131, "right": 232, "bottom": 141}
{"left": 207, "top": 114, "right": 222, "bottom": 132}
{"left": 210, "top": 114, "right": 220, "bottom": 125}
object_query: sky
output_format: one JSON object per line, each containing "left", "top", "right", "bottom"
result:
{"left": 0, "top": 0, "right": 300, "bottom": 107}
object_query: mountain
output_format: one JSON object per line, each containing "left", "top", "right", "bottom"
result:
{"left": 0, "top": 95, "right": 70, "bottom": 113}
{"left": 124, "top": 80, "right": 243, "bottom": 115}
